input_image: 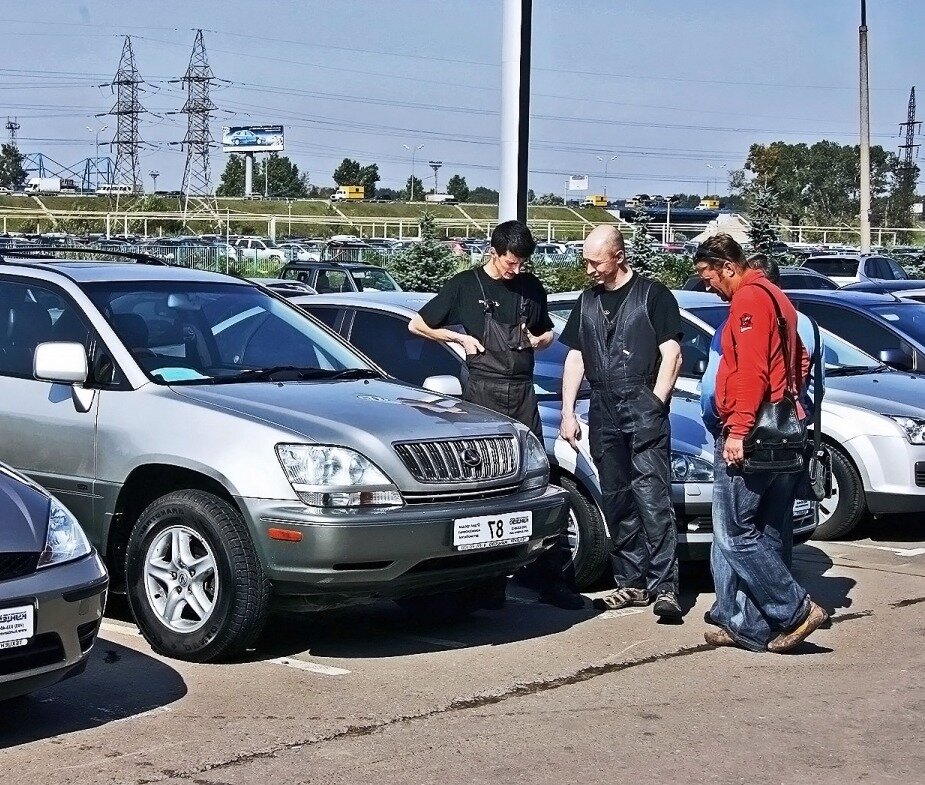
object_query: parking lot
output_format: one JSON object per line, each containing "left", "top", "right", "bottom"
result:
{"left": 3, "top": 513, "right": 922, "bottom": 785}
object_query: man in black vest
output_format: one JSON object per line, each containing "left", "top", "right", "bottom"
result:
{"left": 409, "top": 220, "right": 585, "bottom": 610}
{"left": 559, "top": 225, "right": 684, "bottom": 620}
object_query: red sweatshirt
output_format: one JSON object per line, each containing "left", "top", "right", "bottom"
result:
{"left": 716, "top": 269, "right": 810, "bottom": 438}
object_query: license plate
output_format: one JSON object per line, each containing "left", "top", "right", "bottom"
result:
{"left": 793, "top": 499, "right": 812, "bottom": 517}
{"left": 0, "top": 605, "right": 33, "bottom": 649}
{"left": 453, "top": 511, "right": 533, "bottom": 551}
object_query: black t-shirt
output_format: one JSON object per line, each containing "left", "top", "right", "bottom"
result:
{"left": 558, "top": 275, "right": 682, "bottom": 350}
{"left": 419, "top": 267, "right": 554, "bottom": 342}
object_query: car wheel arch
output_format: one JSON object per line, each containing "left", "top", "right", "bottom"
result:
{"left": 105, "top": 464, "right": 240, "bottom": 592}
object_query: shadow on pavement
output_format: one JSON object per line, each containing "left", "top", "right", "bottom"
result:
{"left": 854, "top": 512, "right": 925, "bottom": 545}
{"left": 0, "top": 639, "right": 186, "bottom": 748}
{"left": 791, "top": 543, "right": 856, "bottom": 618}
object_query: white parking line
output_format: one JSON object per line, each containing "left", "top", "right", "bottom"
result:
{"left": 833, "top": 542, "right": 925, "bottom": 557}
{"left": 268, "top": 656, "right": 351, "bottom": 676}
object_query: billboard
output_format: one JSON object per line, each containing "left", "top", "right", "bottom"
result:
{"left": 222, "top": 124, "right": 285, "bottom": 153}
{"left": 568, "top": 175, "right": 588, "bottom": 191}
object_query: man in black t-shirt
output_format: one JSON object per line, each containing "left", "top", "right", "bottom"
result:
{"left": 409, "top": 220, "right": 584, "bottom": 611}
{"left": 559, "top": 224, "right": 684, "bottom": 621}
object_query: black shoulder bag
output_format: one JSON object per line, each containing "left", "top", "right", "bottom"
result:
{"left": 795, "top": 316, "right": 834, "bottom": 501}
{"left": 739, "top": 283, "right": 807, "bottom": 474}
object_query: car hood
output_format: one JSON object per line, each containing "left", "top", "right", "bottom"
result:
{"left": 170, "top": 378, "right": 523, "bottom": 447}
{"left": 826, "top": 371, "right": 925, "bottom": 418}
{"left": 0, "top": 465, "right": 51, "bottom": 553}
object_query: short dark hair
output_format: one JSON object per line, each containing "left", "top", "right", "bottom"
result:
{"left": 693, "top": 233, "right": 747, "bottom": 270}
{"left": 747, "top": 253, "right": 780, "bottom": 286}
{"left": 491, "top": 220, "right": 536, "bottom": 259}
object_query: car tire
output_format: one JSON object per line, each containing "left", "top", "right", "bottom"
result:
{"left": 125, "top": 490, "right": 271, "bottom": 662}
{"left": 811, "top": 445, "right": 866, "bottom": 540}
{"left": 559, "top": 476, "right": 609, "bottom": 590}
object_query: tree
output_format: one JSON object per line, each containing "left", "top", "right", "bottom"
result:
{"left": 216, "top": 155, "right": 246, "bottom": 196}
{"left": 0, "top": 144, "right": 26, "bottom": 189}
{"left": 446, "top": 174, "right": 469, "bottom": 202}
{"left": 386, "top": 211, "right": 458, "bottom": 292}
{"left": 468, "top": 186, "right": 499, "bottom": 204}
{"left": 747, "top": 184, "right": 781, "bottom": 257}
{"left": 401, "top": 175, "right": 425, "bottom": 202}
{"left": 375, "top": 187, "right": 400, "bottom": 201}
{"left": 534, "top": 193, "right": 564, "bottom": 206}
{"left": 357, "top": 163, "right": 380, "bottom": 197}
{"left": 629, "top": 208, "right": 659, "bottom": 277}
{"left": 332, "top": 158, "right": 362, "bottom": 186}
{"left": 669, "top": 193, "right": 702, "bottom": 209}
{"left": 260, "top": 153, "right": 308, "bottom": 198}
{"left": 527, "top": 188, "right": 536, "bottom": 203}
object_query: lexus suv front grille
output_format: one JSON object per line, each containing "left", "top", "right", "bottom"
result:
{"left": 394, "top": 436, "right": 519, "bottom": 483}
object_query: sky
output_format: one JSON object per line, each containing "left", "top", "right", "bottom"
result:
{"left": 2, "top": 0, "right": 924, "bottom": 198}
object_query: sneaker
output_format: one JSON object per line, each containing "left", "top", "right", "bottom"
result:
{"left": 537, "top": 583, "right": 586, "bottom": 610}
{"left": 652, "top": 591, "right": 683, "bottom": 621}
{"left": 591, "top": 587, "right": 649, "bottom": 611}
{"left": 767, "top": 601, "right": 829, "bottom": 653}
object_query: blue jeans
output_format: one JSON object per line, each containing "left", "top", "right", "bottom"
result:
{"left": 709, "top": 439, "right": 810, "bottom": 651}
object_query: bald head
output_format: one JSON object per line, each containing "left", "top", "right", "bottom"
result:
{"left": 584, "top": 224, "right": 625, "bottom": 258}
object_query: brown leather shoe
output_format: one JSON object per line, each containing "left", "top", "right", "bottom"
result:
{"left": 767, "top": 601, "right": 829, "bottom": 653}
{"left": 704, "top": 627, "right": 737, "bottom": 647}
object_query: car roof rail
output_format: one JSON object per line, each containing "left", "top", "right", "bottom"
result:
{"left": 0, "top": 246, "right": 170, "bottom": 265}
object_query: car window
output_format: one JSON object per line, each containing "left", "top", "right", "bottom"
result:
{"left": 886, "top": 258, "right": 909, "bottom": 280}
{"left": 784, "top": 274, "right": 837, "bottom": 291}
{"left": 868, "top": 303, "right": 925, "bottom": 344}
{"left": 351, "top": 268, "right": 399, "bottom": 292}
{"left": 347, "top": 309, "right": 461, "bottom": 386}
{"left": 678, "top": 318, "right": 712, "bottom": 378}
{"left": 803, "top": 258, "right": 859, "bottom": 277}
{"left": 0, "top": 280, "right": 92, "bottom": 379}
{"left": 795, "top": 302, "right": 904, "bottom": 357}
{"left": 303, "top": 306, "right": 342, "bottom": 330}
{"left": 314, "top": 269, "right": 350, "bottom": 293}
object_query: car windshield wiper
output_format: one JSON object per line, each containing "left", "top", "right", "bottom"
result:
{"left": 825, "top": 364, "right": 885, "bottom": 377}
{"left": 210, "top": 366, "right": 382, "bottom": 383}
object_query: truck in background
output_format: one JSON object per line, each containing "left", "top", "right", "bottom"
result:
{"left": 424, "top": 193, "right": 458, "bottom": 204}
{"left": 24, "top": 177, "right": 79, "bottom": 194}
{"left": 696, "top": 197, "right": 720, "bottom": 210}
{"left": 331, "top": 185, "right": 365, "bottom": 202}
{"left": 581, "top": 194, "right": 608, "bottom": 207}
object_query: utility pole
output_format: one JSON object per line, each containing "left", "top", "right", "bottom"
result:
{"left": 596, "top": 154, "right": 616, "bottom": 199}
{"left": 428, "top": 160, "right": 443, "bottom": 194}
{"left": 898, "top": 86, "right": 921, "bottom": 168}
{"left": 859, "top": 0, "right": 872, "bottom": 253}
{"left": 402, "top": 143, "right": 423, "bottom": 201}
{"left": 103, "top": 36, "right": 145, "bottom": 196}
{"left": 174, "top": 30, "right": 219, "bottom": 223}
{"left": 87, "top": 124, "right": 108, "bottom": 191}
{"left": 499, "top": 0, "right": 532, "bottom": 223}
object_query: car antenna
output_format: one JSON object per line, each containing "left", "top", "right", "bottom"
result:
{"left": 0, "top": 246, "right": 170, "bottom": 265}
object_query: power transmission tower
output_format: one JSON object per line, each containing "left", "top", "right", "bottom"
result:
{"left": 176, "top": 30, "right": 219, "bottom": 225}
{"left": 104, "top": 36, "right": 146, "bottom": 197}
{"left": 5, "top": 117, "right": 20, "bottom": 147}
{"left": 894, "top": 86, "right": 921, "bottom": 226}
{"left": 898, "top": 86, "right": 921, "bottom": 168}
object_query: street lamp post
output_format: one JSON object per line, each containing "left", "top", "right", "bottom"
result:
{"left": 402, "top": 143, "right": 424, "bottom": 201}
{"left": 665, "top": 194, "right": 675, "bottom": 243}
{"left": 595, "top": 154, "right": 617, "bottom": 199}
{"left": 286, "top": 199, "right": 292, "bottom": 235}
{"left": 87, "top": 124, "right": 108, "bottom": 191}
{"left": 705, "top": 163, "right": 727, "bottom": 197}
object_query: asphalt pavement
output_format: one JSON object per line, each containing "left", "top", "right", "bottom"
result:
{"left": 2, "top": 514, "right": 923, "bottom": 785}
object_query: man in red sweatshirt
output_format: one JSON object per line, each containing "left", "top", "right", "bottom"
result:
{"left": 694, "top": 234, "right": 827, "bottom": 653}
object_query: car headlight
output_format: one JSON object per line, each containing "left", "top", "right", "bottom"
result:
{"left": 37, "top": 497, "right": 92, "bottom": 568}
{"left": 888, "top": 416, "right": 925, "bottom": 445}
{"left": 522, "top": 431, "right": 550, "bottom": 490}
{"left": 276, "top": 444, "right": 403, "bottom": 508}
{"left": 670, "top": 452, "right": 714, "bottom": 483}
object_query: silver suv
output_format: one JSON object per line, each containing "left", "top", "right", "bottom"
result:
{"left": 0, "top": 258, "right": 568, "bottom": 662}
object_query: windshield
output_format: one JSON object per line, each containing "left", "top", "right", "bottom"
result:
{"left": 869, "top": 303, "right": 925, "bottom": 343}
{"left": 687, "top": 305, "right": 881, "bottom": 371}
{"left": 83, "top": 280, "right": 371, "bottom": 384}
{"left": 352, "top": 268, "right": 400, "bottom": 292}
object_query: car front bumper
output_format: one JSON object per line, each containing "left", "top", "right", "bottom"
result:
{"left": 239, "top": 486, "right": 570, "bottom": 600}
{"left": 0, "top": 552, "right": 108, "bottom": 701}
{"left": 849, "top": 436, "right": 925, "bottom": 515}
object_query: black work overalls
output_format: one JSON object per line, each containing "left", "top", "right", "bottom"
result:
{"left": 578, "top": 276, "right": 678, "bottom": 595}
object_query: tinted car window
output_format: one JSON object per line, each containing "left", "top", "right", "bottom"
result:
{"left": 868, "top": 303, "right": 925, "bottom": 344}
{"left": 886, "top": 258, "right": 909, "bottom": 280}
{"left": 784, "top": 274, "right": 838, "bottom": 291}
{"left": 348, "top": 309, "right": 461, "bottom": 386}
{"left": 795, "top": 302, "right": 903, "bottom": 357}
{"left": 304, "top": 306, "right": 342, "bottom": 330}
{"left": 803, "top": 258, "right": 859, "bottom": 277}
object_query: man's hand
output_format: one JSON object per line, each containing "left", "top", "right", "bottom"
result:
{"left": 525, "top": 326, "right": 554, "bottom": 351}
{"left": 559, "top": 411, "right": 581, "bottom": 450}
{"left": 723, "top": 436, "right": 745, "bottom": 467}
{"left": 455, "top": 334, "right": 485, "bottom": 356}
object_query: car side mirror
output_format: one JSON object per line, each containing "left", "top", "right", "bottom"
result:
{"left": 694, "top": 358, "right": 708, "bottom": 376}
{"left": 34, "top": 342, "right": 88, "bottom": 384}
{"left": 879, "top": 348, "right": 913, "bottom": 370}
{"left": 423, "top": 375, "right": 463, "bottom": 397}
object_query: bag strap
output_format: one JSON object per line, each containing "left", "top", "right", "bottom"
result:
{"left": 751, "top": 281, "right": 797, "bottom": 396}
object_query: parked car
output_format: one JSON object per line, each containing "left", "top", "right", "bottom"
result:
{"left": 682, "top": 266, "right": 839, "bottom": 292}
{"left": 0, "top": 258, "right": 568, "bottom": 661}
{"left": 233, "top": 237, "right": 289, "bottom": 265}
{"left": 801, "top": 254, "right": 910, "bottom": 286}
{"left": 276, "top": 240, "right": 324, "bottom": 262}
{"left": 290, "top": 291, "right": 816, "bottom": 587}
{"left": 838, "top": 278, "right": 925, "bottom": 304}
{"left": 786, "top": 290, "right": 925, "bottom": 372}
{"left": 279, "top": 260, "right": 401, "bottom": 293}
{"left": 674, "top": 290, "right": 925, "bottom": 539}
{"left": 0, "top": 463, "right": 107, "bottom": 700}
